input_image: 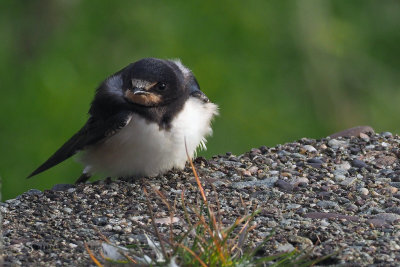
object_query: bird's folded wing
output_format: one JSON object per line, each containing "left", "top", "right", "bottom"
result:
{"left": 27, "top": 111, "right": 132, "bottom": 178}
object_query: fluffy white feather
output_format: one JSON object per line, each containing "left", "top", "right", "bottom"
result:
{"left": 78, "top": 98, "right": 218, "bottom": 177}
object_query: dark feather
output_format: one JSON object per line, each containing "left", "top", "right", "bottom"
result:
{"left": 27, "top": 111, "right": 132, "bottom": 178}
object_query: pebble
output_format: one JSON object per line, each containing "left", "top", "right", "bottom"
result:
{"left": 317, "top": 200, "right": 339, "bottom": 209}
{"left": 231, "top": 177, "right": 278, "bottom": 189}
{"left": 337, "top": 161, "right": 351, "bottom": 170}
{"left": 329, "top": 125, "right": 374, "bottom": 139}
{"left": 374, "top": 213, "right": 400, "bottom": 223}
{"left": 303, "top": 145, "right": 317, "bottom": 153}
{"left": 359, "top": 132, "right": 370, "bottom": 142}
{"left": 287, "top": 204, "right": 301, "bottom": 209}
{"left": 351, "top": 159, "right": 368, "bottom": 168}
{"left": 276, "top": 243, "right": 295, "bottom": 252}
{"left": 93, "top": 217, "right": 108, "bottom": 226}
{"left": 359, "top": 188, "right": 369, "bottom": 195}
{"left": 63, "top": 208, "right": 73, "bottom": 214}
{"left": 390, "top": 182, "right": 400, "bottom": 188}
{"left": 381, "top": 132, "right": 393, "bottom": 138}
{"left": 51, "top": 184, "right": 75, "bottom": 191}
{"left": 341, "top": 177, "right": 357, "bottom": 186}
{"left": 25, "top": 189, "right": 43, "bottom": 196}
{"left": 248, "top": 166, "right": 259, "bottom": 175}
{"left": 275, "top": 179, "right": 293, "bottom": 191}
{"left": 307, "top": 158, "right": 324, "bottom": 168}
{"left": 210, "top": 171, "right": 226, "bottom": 179}
{"left": 385, "top": 186, "right": 398, "bottom": 194}
{"left": 328, "top": 139, "right": 348, "bottom": 149}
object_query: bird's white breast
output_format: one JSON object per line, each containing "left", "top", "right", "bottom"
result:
{"left": 79, "top": 98, "right": 218, "bottom": 177}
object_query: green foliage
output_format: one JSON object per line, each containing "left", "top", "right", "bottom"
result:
{"left": 1, "top": 1, "right": 400, "bottom": 199}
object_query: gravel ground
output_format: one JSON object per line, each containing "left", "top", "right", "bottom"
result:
{"left": 2, "top": 126, "right": 400, "bottom": 266}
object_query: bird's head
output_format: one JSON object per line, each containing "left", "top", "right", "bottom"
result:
{"left": 122, "top": 58, "right": 192, "bottom": 107}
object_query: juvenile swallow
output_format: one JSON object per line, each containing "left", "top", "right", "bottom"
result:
{"left": 28, "top": 58, "right": 218, "bottom": 183}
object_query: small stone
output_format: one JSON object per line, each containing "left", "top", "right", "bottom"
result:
{"left": 359, "top": 188, "right": 369, "bottom": 195}
{"left": 303, "top": 145, "right": 317, "bottom": 153}
{"left": 51, "top": 184, "right": 75, "bottom": 191}
{"left": 210, "top": 171, "right": 226, "bottom": 179}
{"left": 248, "top": 166, "right": 259, "bottom": 175}
{"left": 329, "top": 125, "right": 374, "bottom": 139}
{"left": 69, "top": 243, "right": 78, "bottom": 249}
{"left": 291, "top": 177, "right": 309, "bottom": 187}
{"left": 320, "top": 219, "right": 330, "bottom": 227}
{"left": 381, "top": 142, "right": 389, "bottom": 148}
{"left": 337, "top": 161, "right": 351, "bottom": 171}
{"left": 93, "top": 217, "right": 108, "bottom": 226}
{"left": 292, "top": 153, "right": 306, "bottom": 159}
{"left": 334, "top": 175, "right": 345, "bottom": 182}
{"left": 113, "top": 225, "right": 122, "bottom": 231}
{"left": 385, "top": 186, "right": 398, "bottom": 194}
{"left": 25, "top": 189, "right": 43, "bottom": 196}
{"left": 288, "top": 235, "right": 313, "bottom": 248}
{"left": 307, "top": 158, "right": 324, "bottom": 168}
{"left": 276, "top": 243, "right": 295, "bottom": 253}
{"left": 304, "top": 212, "right": 359, "bottom": 221}
{"left": 390, "top": 182, "right": 400, "bottom": 188}
{"left": 376, "top": 156, "right": 397, "bottom": 167}
{"left": 275, "top": 179, "right": 294, "bottom": 191}
{"left": 341, "top": 177, "right": 357, "bottom": 186}
{"left": 346, "top": 203, "right": 359, "bottom": 212}
{"left": 328, "top": 139, "right": 348, "bottom": 149}
{"left": 367, "top": 218, "right": 390, "bottom": 228}
{"left": 359, "top": 132, "right": 370, "bottom": 142}
{"left": 287, "top": 204, "right": 301, "bottom": 209}
{"left": 374, "top": 213, "right": 400, "bottom": 224}
{"left": 239, "top": 168, "right": 252, "bottom": 177}
{"left": 155, "top": 217, "right": 180, "bottom": 225}
{"left": 351, "top": 159, "right": 368, "bottom": 168}
{"left": 63, "top": 207, "right": 73, "bottom": 214}
{"left": 259, "top": 145, "right": 268, "bottom": 153}
{"left": 317, "top": 200, "right": 339, "bottom": 209}
{"left": 320, "top": 144, "right": 328, "bottom": 149}
{"left": 231, "top": 177, "right": 278, "bottom": 189}
{"left": 381, "top": 132, "right": 393, "bottom": 138}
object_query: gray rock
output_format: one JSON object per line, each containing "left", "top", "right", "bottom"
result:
{"left": 328, "top": 139, "right": 348, "bottom": 149}
{"left": 317, "top": 200, "right": 339, "bottom": 209}
{"left": 329, "top": 125, "right": 374, "bottom": 139}
{"left": 210, "top": 171, "right": 226, "bottom": 179}
{"left": 51, "top": 184, "right": 75, "bottom": 191}
{"left": 352, "top": 159, "right": 368, "bottom": 169}
{"left": 303, "top": 145, "right": 317, "bottom": 152}
{"left": 374, "top": 213, "right": 400, "bottom": 223}
{"left": 231, "top": 177, "right": 278, "bottom": 189}
{"left": 276, "top": 243, "right": 295, "bottom": 252}
{"left": 381, "top": 132, "right": 393, "bottom": 138}
{"left": 341, "top": 177, "right": 357, "bottom": 186}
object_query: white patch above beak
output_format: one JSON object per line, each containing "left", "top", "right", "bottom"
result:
{"left": 131, "top": 79, "right": 155, "bottom": 90}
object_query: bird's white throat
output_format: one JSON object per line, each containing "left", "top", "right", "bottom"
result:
{"left": 79, "top": 97, "right": 218, "bottom": 177}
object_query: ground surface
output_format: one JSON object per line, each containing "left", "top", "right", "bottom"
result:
{"left": 2, "top": 126, "right": 400, "bottom": 266}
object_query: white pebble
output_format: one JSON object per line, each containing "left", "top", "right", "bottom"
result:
{"left": 359, "top": 188, "right": 369, "bottom": 195}
{"left": 303, "top": 145, "right": 317, "bottom": 152}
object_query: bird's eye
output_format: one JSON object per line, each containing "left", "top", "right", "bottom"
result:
{"left": 158, "top": 83, "right": 166, "bottom": 91}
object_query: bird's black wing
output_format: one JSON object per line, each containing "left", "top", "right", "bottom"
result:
{"left": 27, "top": 111, "right": 132, "bottom": 178}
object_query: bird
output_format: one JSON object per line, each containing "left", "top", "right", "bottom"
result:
{"left": 28, "top": 58, "right": 218, "bottom": 184}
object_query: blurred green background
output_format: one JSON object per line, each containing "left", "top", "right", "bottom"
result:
{"left": 1, "top": 1, "right": 400, "bottom": 200}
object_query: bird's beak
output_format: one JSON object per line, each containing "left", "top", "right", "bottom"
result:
{"left": 131, "top": 87, "right": 148, "bottom": 95}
